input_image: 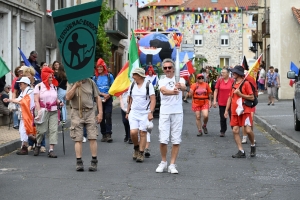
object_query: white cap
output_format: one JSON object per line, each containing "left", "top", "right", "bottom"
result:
{"left": 16, "top": 77, "right": 30, "bottom": 85}
{"left": 146, "top": 120, "right": 153, "bottom": 133}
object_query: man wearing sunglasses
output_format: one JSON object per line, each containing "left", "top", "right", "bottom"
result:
{"left": 155, "top": 58, "right": 186, "bottom": 174}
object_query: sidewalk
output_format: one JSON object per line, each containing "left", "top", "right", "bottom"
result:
{"left": 1, "top": 94, "right": 300, "bottom": 156}
{"left": 0, "top": 98, "right": 120, "bottom": 156}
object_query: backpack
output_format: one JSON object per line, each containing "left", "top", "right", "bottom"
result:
{"left": 129, "top": 81, "right": 151, "bottom": 110}
{"left": 234, "top": 80, "right": 258, "bottom": 108}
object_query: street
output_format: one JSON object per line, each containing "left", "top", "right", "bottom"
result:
{"left": 0, "top": 102, "right": 300, "bottom": 200}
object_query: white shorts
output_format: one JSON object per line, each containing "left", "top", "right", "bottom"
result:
{"left": 159, "top": 113, "right": 183, "bottom": 144}
{"left": 128, "top": 112, "right": 148, "bottom": 132}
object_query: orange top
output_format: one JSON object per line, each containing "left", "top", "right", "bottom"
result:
{"left": 190, "top": 82, "right": 212, "bottom": 106}
{"left": 230, "top": 81, "right": 253, "bottom": 115}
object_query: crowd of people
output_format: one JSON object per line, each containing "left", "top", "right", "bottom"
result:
{"left": 0, "top": 50, "right": 282, "bottom": 173}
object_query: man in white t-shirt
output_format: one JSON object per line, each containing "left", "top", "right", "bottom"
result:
{"left": 126, "top": 68, "right": 156, "bottom": 163}
{"left": 155, "top": 58, "right": 186, "bottom": 174}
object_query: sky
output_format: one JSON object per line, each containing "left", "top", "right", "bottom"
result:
{"left": 138, "top": 0, "right": 154, "bottom": 8}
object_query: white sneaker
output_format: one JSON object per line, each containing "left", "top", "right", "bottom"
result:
{"left": 241, "top": 137, "right": 247, "bottom": 144}
{"left": 168, "top": 164, "right": 179, "bottom": 174}
{"left": 82, "top": 137, "right": 87, "bottom": 143}
{"left": 156, "top": 161, "right": 167, "bottom": 173}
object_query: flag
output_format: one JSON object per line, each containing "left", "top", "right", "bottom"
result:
{"left": 180, "top": 64, "right": 190, "bottom": 80}
{"left": 0, "top": 57, "right": 10, "bottom": 78}
{"left": 241, "top": 55, "right": 249, "bottom": 70}
{"left": 129, "top": 30, "right": 141, "bottom": 78}
{"left": 186, "top": 60, "right": 195, "bottom": 74}
{"left": 289, "top": 62, "right": 299, "bottom": 87}
{"left": 244, "top": 54, "right": 262, "bottom": 95}
{"left": 108, "top": 61, "right": 131, "bottom": 97}
{"left": 18, "top": 47, "right": 40, "bottom": 80}
{"left": 20, "top": 94, "right": 36, "bottom": 136}
{"left": 152, "top": 76, "right": 158, "bottom": 85}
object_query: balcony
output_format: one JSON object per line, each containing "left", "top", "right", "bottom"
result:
{"left": 106, "top": 11, "right": 128, "bottom": 45}
{"left": 262, "top": 19, "right": 270, "bottom": 38}
{"left": 252, "top": 30, "right": 262, "bottom": 43}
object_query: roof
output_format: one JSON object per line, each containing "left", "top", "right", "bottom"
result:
{"left": 292, "top": 7, "right": 300, "bottom": 25}
{"left": 142, "top": 0, "right": 183, "bottom": 7}
{"left": 235, "top": 0, "right": 258, "bottom": 7}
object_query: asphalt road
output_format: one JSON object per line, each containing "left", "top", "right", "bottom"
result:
{"left": 0, "top": 102, "right": 300, "bottom": 200}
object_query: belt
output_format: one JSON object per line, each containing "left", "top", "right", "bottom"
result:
{"left": 73, "top": 107, "right": 93, "bottom": 112}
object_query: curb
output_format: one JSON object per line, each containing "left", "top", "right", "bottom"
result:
{"left": 0, "top": 139, "right": 21, "bottom": 156}
{"left": 254, "top": 114, "right": 300, "bottom": 154}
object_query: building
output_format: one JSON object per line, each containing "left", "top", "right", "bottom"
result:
{"left": 162, "top": 0, "right": 258, "bottom": 67}
{"left": 0, "top": 0, "right": 72, "bottom": 84}
{"left": 138, "top": 0, "right": 183, "bottom": 31}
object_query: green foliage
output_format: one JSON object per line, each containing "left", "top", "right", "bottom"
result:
{"left": 95, "top": 0, "right": 115, "bottom": 64}
{"left": 193, "top": 57, "right": 208, "bottom": 73}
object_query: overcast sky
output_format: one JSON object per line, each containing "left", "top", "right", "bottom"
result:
{"left": 138, "top": 0, "right": 153, "bottom": 7}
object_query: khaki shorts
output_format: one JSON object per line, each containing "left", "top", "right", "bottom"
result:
{"left": 70, "top": 107, "right": 98, "bottom": 142}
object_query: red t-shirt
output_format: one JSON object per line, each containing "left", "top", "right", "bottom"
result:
{"left": 215, "top": 78, "right": 234, "bottom": 106}
{"left": 190, "top": 82, "right": 212, "bottom": 106}
{"left": 230, "top": 81, "right": 253, "bottom": 115}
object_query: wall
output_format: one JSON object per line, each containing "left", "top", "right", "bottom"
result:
{"left": 242, "top": 10, "right": 257, "bottom": 60}
{"left": 270, "top": 0, "right": 300, "bottom": 99}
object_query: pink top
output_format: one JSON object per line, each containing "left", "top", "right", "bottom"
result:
{"left": 215, "top": 78, "right": 234, "bottom": 106}
{"left": 34, "top": 82, "right": 58, "bottom": 111}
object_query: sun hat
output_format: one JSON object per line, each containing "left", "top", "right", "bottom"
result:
{"left": 132, "top": 68, "right": 146, "bottom": 78}
{"left": 230, "top": 65, "right": 245, "bottom": 76}
{"left": 16, "top": 77, "right": 31, "bottom": 85}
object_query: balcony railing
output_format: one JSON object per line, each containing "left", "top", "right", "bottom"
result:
{"left": 252, "top": 30, "right": 262, "bottom": 43}
{"left": 106, "top": 11, "right": 128, "bottom": 40}
{"left": 262, "top": 19, "right": 270, "bottom": 38}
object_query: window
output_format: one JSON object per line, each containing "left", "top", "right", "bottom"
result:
{"left": 248, "top": 35, "right": 253, "bottom": 48}
{"left": 220, "top": 35, "right": 229, "bottom": 46}
{"left": 194, "top": 14, "right": 201, "bottom": 24}
{"left": 194, "top": 35, "right": 203, "bottom": 46}
{"left": 220, "top": 57, "right": 230, "bottom": 68}
{"left": 221, "top": 14, "right": 228, "bottom": 23}
{"left": 211, "top": 0, "right": 218, "bottom": 2}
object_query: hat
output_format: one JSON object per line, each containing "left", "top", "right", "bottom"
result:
{"left": 230, "top": 65, "right": 245, "bottom": 76}
{"left": 196, "top": 73, "right": 204, "bottom": 79}
{"left": 132, "top": 68, "right": 146, "bottom": 78}
{"left": 16, "top": 77, "right": 31, "bottom": 85}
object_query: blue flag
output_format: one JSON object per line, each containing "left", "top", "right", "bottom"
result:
{"left": 18, "top": 47, "right": 40, "bottom": 80}
{"left": 152, "top": 76, "right": 157, "bottom": 86}
{"left": 290, "top": 61, "right": 299, "bottom": 76}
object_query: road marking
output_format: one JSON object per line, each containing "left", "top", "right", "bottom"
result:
{"left": 259, "top": 115, "right": 293, "bottom": 117}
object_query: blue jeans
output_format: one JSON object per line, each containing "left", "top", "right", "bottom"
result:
{"left": 83, "top": 126, "right": 87, "bottom": 138}
{"left": 13, "top": 111, "right": 19, "bottom": 127}
{"left": 57, "top": 88, "right": 67, "bottom": 121}
{"left": 28, "top": 135, "right": 45, "bottom": 147}
{"left": 100, "top": 97, "right": 113, "bottom": 135}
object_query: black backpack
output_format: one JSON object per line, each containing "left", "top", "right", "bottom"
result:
{"left": 233, "top": 80, "right": 258, "bottom": 108}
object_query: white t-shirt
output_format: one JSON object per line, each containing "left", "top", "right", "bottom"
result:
{"left": 145, "top": 75, "right": 159, "bottom": 85}
{"left": 17, "top": 86, "right": 35, "bottom": 110}
{"left": 130, "top": 80, "right": 155, "bottom": 114}
{"left": 158, "top": 76, "right": 185, "bottom": 114}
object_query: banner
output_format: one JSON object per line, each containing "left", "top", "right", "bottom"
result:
{"left": 52, "top": 0, "right": 102, "bottom": 83}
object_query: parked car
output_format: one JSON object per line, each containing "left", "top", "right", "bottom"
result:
{"left": 287, "top": 70, "right": 300, "bottom": 130}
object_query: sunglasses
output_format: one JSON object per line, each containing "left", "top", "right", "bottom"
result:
{"left": 197, "top": 77, "right": 204, "bottom": 79}
{"left": 163, "top": 66, "right": 172, "bottom": 70}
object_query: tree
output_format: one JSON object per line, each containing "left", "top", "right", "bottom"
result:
{"left": 193, "top": 57, "right": 208, "bottom": 73}
{"left": 95, "top": 0, "right": 115, "bottom": 64}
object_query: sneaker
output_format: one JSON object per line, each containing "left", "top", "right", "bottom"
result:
{"left": 145, "top": 148, "right": 151, "bottom": 158}
{"left": 232, "top": 150, "right": 246, "bottom": 158}
{"left": 250, "top": 146, "right": 256, "bottom": 157}
{"left": 241, "top": 137, "right": 247, "bottom": 144}
{"left": 156, "top": 161, "right": 167, "bottom": 173}
{"left": 40, "top": 146, "right": 46, "bottom": 153}
{"left": 33, "top": 146, "right": 41, "bottom": 156}
{"left": 128, "top": 138, "right": 133, "bottom": 144}
{"left": 202, "top": 125, "right": 208, "bottom": 134}
{"left": 82, "top": 137, "right": 87, "bottom": 143}
{"left": 28, "top": 146, "right": 33, "bottom": 151}
{"left": 220, "top": 132, "right": 225, "bottom": 137}
{"left": 197, "top": 129, "right": 203, "bottom": 137}
{"left": 136, "top": 151, "right": 144, "bottom": 162}
{"left": 76, "top": 159, "right": 84, "bottom": 171}
{"left": 13, "top": 126, "right": 19, "bottom": 130}
{"left": 168, "top": 164, "right": 179, "bottom": 174}
{"left": 16, "top": 145, "right": 28, "bottom": 155}
{"left": 48, "top": 150, "right": 57, "bottom": 158}
{"left": 124, "top": 137, "right": 128, "bottom": 142}
{"left": 88, "top": 159, "right": 98, "bottom": 171}
{"left": 106, "top": 134, "right": 113, "bottom": 143}
{"left": 62, "top": 121, "right": 66, "bottom": 124}
{"left": 183, "top": 99, "right": 188, "bottom": 103}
